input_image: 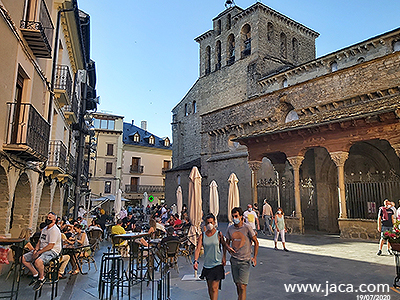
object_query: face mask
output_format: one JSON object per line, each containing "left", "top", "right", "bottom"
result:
{"left": 233, "top": 218, "right": 240, "bottom": 225}
{"left": 206, "top": 223, "right": 214, "bottom": 231}
{"left": 45, "top": 218, "right": 53, "bottom": 226}
{"left": 248, "top": 208, "right": 252, "bottom": 212}
{"left": 277, "top": 211, "right": 282, "bottom": 214}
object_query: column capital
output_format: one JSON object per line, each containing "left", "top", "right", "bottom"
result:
{"left": 248, "top": 161, "right": 262, "bottom": 172}
{"left": 287, "top": 156, "right": 304, "bottom": 170}
{"left": 330, "top": 151, "right": 349, "bottom": 167}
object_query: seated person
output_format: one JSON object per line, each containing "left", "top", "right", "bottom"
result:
{"left": 18, "top": 228, "right": 34, "bottom": 251}
{"left": 30, "top": 222, "right": 46, "bottom": 249}
{"left": 155, "top": 218, "right": 166, "bottom": 233}
{"left": 111, "top": 219, "right": 127, "bottom": 247}
{"left": 87, "top": 219, "right": 103, "bottom": 232}
{"left": 161, "top": 226, "right": 180, "bottom": 244}
{"left": 122, "top": 213, "right": 136, "bottom": 231}
{"left": 173, "top": 214, "right": 182, "bottom": 229}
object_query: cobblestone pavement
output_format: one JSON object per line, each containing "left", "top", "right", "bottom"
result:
{"left": 2, "top": 224, "right": 400, "bottom": 299}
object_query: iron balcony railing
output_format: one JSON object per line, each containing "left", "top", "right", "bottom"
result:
{"left": 48, "top": 140, "right": 67, "bottom": 171}
{"left": 20, "top": 0, "right": 54, "bottom": 58}
{"left": 5, "top": 102, "right": 50, "bottom": 160}
{"left": 125, "top": 185, "right": 165, "bottom": 194}
{"left": 54, "top": 65, "right": 73, "bottom": 101}
{"left": 130, "top": 165, "right": 144, "bottom": 174}
{"left": 67, "top": 153, "right": 77, "bottom": 175}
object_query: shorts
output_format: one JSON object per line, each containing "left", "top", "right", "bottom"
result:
{"left": 381, "top": 226, "right": 392, "bottom": 239}
{"left": 230, "top": 257, "right": 251, "bottom": 285}
{"left": 200, "top": 264, "right": 225, "bottom": 283}
{"left": 24, "top": 250, "right": 58, "bottom": 265}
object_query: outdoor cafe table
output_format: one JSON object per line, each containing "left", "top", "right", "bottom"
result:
{"left": 0, "top": 238, "right": 24, "bottom": 300}
{"left": 62, "top": 244, "right": 90, "bottom": 275}
{"left": 114, "top": 232, "right": 149, "bottom": 282}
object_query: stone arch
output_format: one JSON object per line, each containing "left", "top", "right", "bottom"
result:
{"left": 215, "top": 40, "right": 221, "bottom": 70}
{"left": 240, "top": 23, "right": 251, "bottom": 58}
{"left": 227, "top": 34, "right": 235, "bottom": 65}
{"left": 10, "top": 173, "right": 31, "bottom": 237}
{"left": 274, "top": 101, "right": 296, "bottom": 124}
{"left": 38, "top": 180, "right": 52, "bottom": 226}
{"left": 280, "top": 32, "right": 287, "bottom": 58}
{"left": 267, "top": 22, "right": 274, "bottom": 41}
{"left": 205, "top": 45, "right": 211, "bottom": 75}
{"left": 0, "top": 165, "right": 9, "bottom": 235}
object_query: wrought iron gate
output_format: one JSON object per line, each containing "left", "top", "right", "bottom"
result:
{"left": 257, "top": 178, "right": 295, "bottom": 215}
{"left": 346, "top": 181, "right": 400, "bottom": 219}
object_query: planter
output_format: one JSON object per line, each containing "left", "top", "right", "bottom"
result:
{"left": 391, "top": 243, "right": 400, "bottom": 252}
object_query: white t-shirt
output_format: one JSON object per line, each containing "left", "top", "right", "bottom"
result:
{"left": 161, "top": 207, "right": 168, "bottom": 218}
{"left": 40, "top": 225, "right": 62, "bottom": 255}
{"left": 243, "top": 210, "right": 258, "bottom": 230}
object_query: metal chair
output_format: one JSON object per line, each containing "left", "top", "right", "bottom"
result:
{"left": 161, "top": 240, "right": 181, "bottom": 273}
{"left": 34, "top": 255, "right": 61, "bottom": 300}
{"left": 78, "top": 243, "right": 98, "bottom": 273}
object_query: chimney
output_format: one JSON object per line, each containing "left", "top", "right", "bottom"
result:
{"left": 131, "top": 120, "right": 134, "bottom": 125}
{"left": 141, "top": 120, "right": 147, "bottom": 131}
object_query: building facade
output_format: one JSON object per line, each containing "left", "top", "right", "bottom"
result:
{"left": 122, "top": 121, "right": 172, "bottom": 205}
{"left": 167, "top": 2, "right": 400, "bottom": 238}
{"left": 0, "top": 0, "right": 96, "bottom": 238}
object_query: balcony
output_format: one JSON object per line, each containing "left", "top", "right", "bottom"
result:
{"left": 4, "top": 103, "right": 50, "bottom": 161}
{"left": 54, "top": 65, "right": 73, "bottom": 107}
{"left": 63, "top": 93, "right": 79, "bottom": 124}
{"left": 45, "top": 140, "right": 67, "bottom": 177}
{"left": 66, "top": 153, "right": 76, "bottom": 175}
{"left": 125, "top": 185, "right": 165, "bottom": 194}
{"left": 130, "top": 165, "right": 144, "bottom": 174}
{"left": 20, "top": 0, "right": 54, "bottom": 58}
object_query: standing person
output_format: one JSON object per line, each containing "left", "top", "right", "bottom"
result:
{"left": 226, "top": 207, "right": 259, "bottom": 300}
{"left": 22, "top": 212, "right": 62, "bottom": 291}
{"left": 377, "top": 199, "right": 396, "bottom": 255}
{"left": 273, "top": 207, "right": 289, "bottom": 251}
{"left": 193, "top": 214, "right": 228, "bottom": 300}
{"left": 161, "top": 204, "right": 168, "bottom": 223}
{"left": 262, "top": 199, "right": 273, "bottom": 235}
{"left": 243, "top": 204, "right": 260, "bottom": 234}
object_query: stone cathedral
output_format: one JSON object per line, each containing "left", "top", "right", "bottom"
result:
{"left": 165, "top": 2, "right": 400, "bottom": 238}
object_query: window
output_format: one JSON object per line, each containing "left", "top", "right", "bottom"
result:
{"left": 227, "top": 14, "right": 231, "bottom": 30}
{"left": 205, "top": 46, "right": 211, "bottom": 75}
{"left": 292, "top": 38, "right": 299, "bottom": 62}
{"left": 227, "top": 34, "right": 235, "bottom": 65}
{"left": 163, "top": 160, "right": 171, "bottom": 170}
{"left": 216, "top": 19, "right": 221, "bottom": 35}
{"left": 283, "top": 78, "right": 288, "bottom": 88}
{"left": 331, "top": 61, "right": 338, "bottom": 72}
{"left": 94, "top": 118, "right": 115, "bottom": 130}
{"left": 11, "top": 70, "right": 25, "bottom": 144}
{"left": 104, "top": 181, "right": 111, "bottom": 194}
{"left": 106, "top": 144, "right": 114, "bottom": 156}
{"left": 184, "top": 103, "right": 188, "bottom": 116}
{"left": 267, "top": 22, "right": 274, "bottom": 41}
{"left": 164, "top": 138, "right": 170, "bottom": 147}
{"left": 215, "top": 41, "right": 222, "bottom": 70}
{"left": 133, "top": 132, "right": 140, "bottom": 142}
{"left": 149, "top": 135, "right": 155, "bottom": 144}
{"left": 192, "top": 101, "right": 196, "bottom": 114}
{"left": 241, "top": 24, "right": 251, "bottom": 58}
{"left": 393, "top": 40, "right": 400, "bottom": 52}
{"left": 285, "top": 110, "right": 299, "bottom": 123}
{"left": 280, "top": 33, "right": 287, "bottom": 58}
{"left": 106, "top": 162, "right": 113, "bottom": 174}
{"left": 177, "top": 175, "right": 181, "bottom": 185}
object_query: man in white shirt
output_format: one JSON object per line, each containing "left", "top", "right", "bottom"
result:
{"left": 22, "top": 212, "right": 62, "bottom": 291}
{"left": 243, "top": 204, "right": 260, "bottom": 233}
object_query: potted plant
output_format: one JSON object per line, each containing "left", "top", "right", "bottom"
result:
{"left": 384, "top": 220, "right": 400, "bottom": 252}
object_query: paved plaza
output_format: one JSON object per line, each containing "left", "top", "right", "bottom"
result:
{"left": 3, "top": 225, "right": 400, "bottom": 300}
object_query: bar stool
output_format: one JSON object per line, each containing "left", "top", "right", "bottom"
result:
{"left": 98, "top": 249, "right": 130, "bottom": 300}
{"left": 34, "top": 255, "right": 61, "bottom": 300}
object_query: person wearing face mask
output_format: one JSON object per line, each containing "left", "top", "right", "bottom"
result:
{"left": 22, "top": 212, "right": 62, "bottom": 291}
{"left": 243, "top": 204, "right": 260, "bottom": 235}
{"left": 193, "top": 213, "right": 230, "bottom": 300}
{"left": 274, "top": 207, "right": 288, "bottom": 251}
{"left": 226, "top": 207, "right": 259, "bottom": 300}
{"left": 377, "top": 199, "right": 396, "bottom": 255}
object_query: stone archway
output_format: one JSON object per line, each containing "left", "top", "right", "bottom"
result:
{"left": 10, "top": 173, "right": 31, "bottom": 237}
{"left": 38, "top": 181, "right": 52, "bottom": 226}
{"left": 0, "top": 166, "right": 9, "bottom": 235}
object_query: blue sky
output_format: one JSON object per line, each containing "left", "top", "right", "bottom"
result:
{"left": 78, "top": 0, "right": 400, "bottom": 139}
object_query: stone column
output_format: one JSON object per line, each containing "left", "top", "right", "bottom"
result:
{"left": 248, "top": 161, "right": 262, "bottom": 206}
{"left": 330, "top": 151, "right": 349, "bottom": 219}
{"left": 287, "top": 156, "right": 304, "bottom": 233}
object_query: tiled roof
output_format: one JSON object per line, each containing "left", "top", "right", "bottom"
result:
{"left": 123, "top": 123, "right": 172, "bottom": 150}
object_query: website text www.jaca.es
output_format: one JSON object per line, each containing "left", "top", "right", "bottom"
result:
{"left": 284, "top": 281, "right": 392, "bottom": 298}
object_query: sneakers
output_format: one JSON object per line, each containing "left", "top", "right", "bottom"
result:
{"left": 377, "top": 250, "right": 382, "bottom": 256}
{"left": 33, "top": 278, "right": 46, "bottom": 291}
{"left": 284, "top": 248, "right": 289, "bottom": 252}
{"left": 388, "top": 249, "right": 394, "bottom": 256}
{"left": 274, "top": 247, "right": 278, "bottom": 251}
{"left": 28, "top": 275, "right": 38, "bottom": 286}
